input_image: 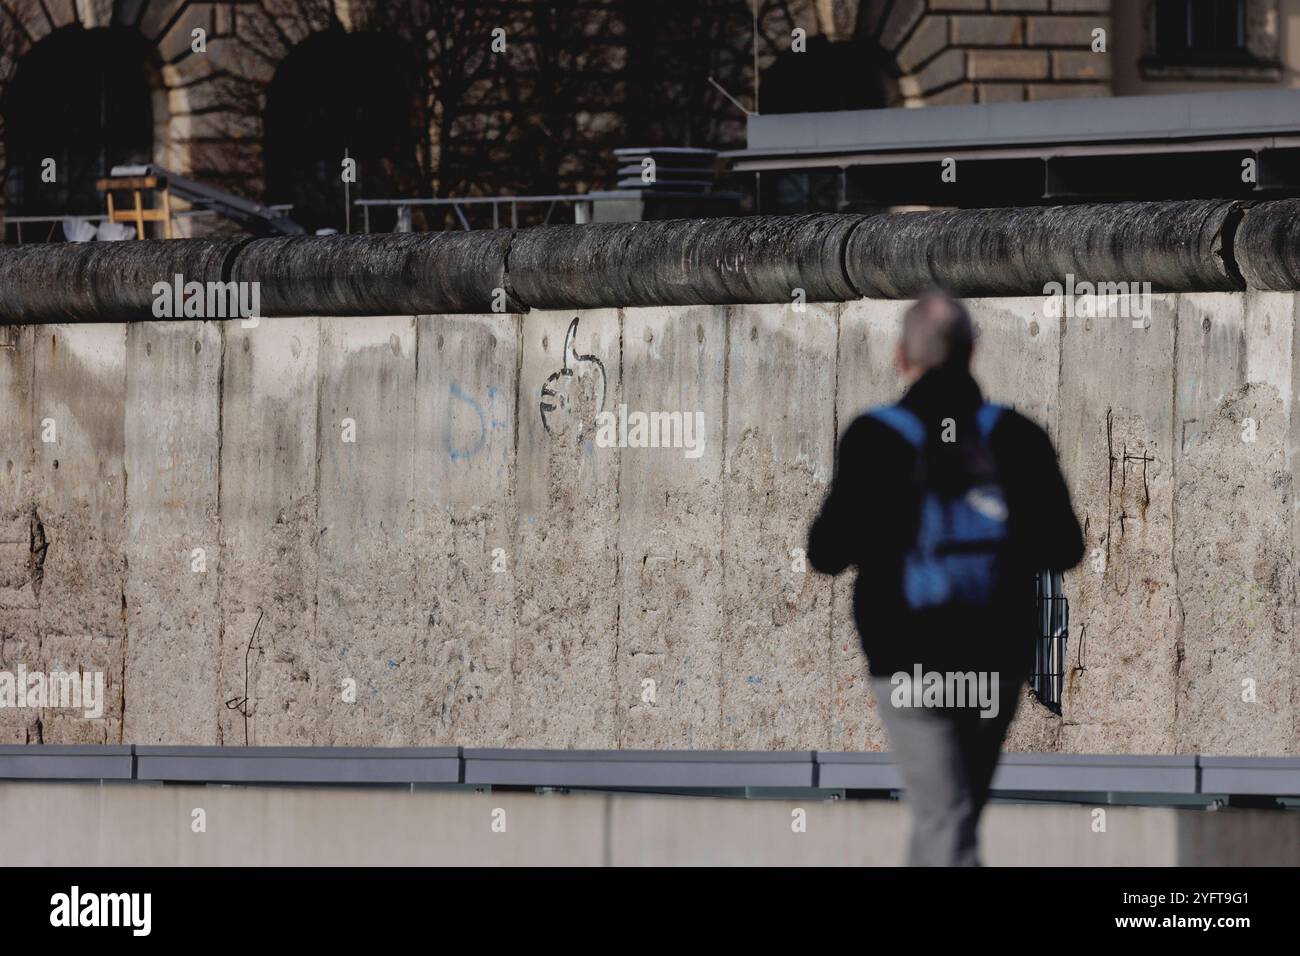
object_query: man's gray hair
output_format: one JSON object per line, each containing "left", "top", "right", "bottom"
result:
{"left": 901, "top": 292, "right": 975, "bottom": 371}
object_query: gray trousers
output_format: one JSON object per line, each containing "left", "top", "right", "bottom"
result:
{"left": 872, "top": 676, "right": 1021, "bottom": 867}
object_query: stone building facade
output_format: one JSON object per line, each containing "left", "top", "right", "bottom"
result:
{"left": 0, "top": 1, "right": 1298, "bottom": 228}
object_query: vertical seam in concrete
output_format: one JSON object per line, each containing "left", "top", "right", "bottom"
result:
{"left": 507, "top": 310, "right": 524, "bottom": 747}
{"left": 501, "top": 229, "right": 520, "bottom": 311}
{"left": 409, "top": 314, "right": 421, "bottom": 734}
{"left": 1169, "top": 294, "right": 1186, "bottom": 753}
{"left": 29, "top": 332, "right": 43, "bottom": 717}
{"left": 1105, "top": 407, "right": 1113, "bottom": 571}
{"left": 827, "top": 302, "right": 841, "bottom": 746}
{"left": 310, "top": 318, "right": 324, "bottom": 694}
{"left": 29, "top": 331, "right": 43, "bottom": 743}
{"left": 1054, "top": 304, "right": 1066, "bottom": 447}
{"left": 1054, "top": 304, "right": 1066, "bottom": 750}
{"left": 118, "top": 327, "right": 129, "bottom": 744}
{"left": 718, "top": 305, "right": 733, "bottom": 745}
{"left": 1292, "top": 295, "right": 1300, "bottom": 753}
{"left": 612, "top": 308, "right": 625, "bottom": 746}
{"left": 1289, "top": 295, "right": 1300, "bottom": 749}
{"left": 214, "top": 320, "right": 227, "bottom": 746}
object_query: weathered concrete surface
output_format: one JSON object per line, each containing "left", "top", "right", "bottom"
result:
{"left": 1057, "top": 296, "right": 1180, "bottom": 754}
{"left": 1, "top": 294, "right": 1297, "bottom": 755}
{"left": 412, "top": 313, "right": 519, "bottom": 747}
{"left": 31, "top": 325, "right": 127, "bottom": 743}
{"left": 831, "top": 300, "right": 904, "bottom": 752}
{"left": 616, "top": 306, "right": 726, "bottom": 749}
{"left": 0, "top": 324, "right": 37, "bottom": 743}
{"left": 2, "top": 781, "right": 1296, "bottom": 866}
{"left": 513, "top": 309, "right": 623, "bottom": 747}
{"left": 722, "top": 303, "right": 836, "bottom": 749}
{"left": 122, "top": 322, "right": 222, "bottom": 744}
{"left": 314, "top": 317, "right": 418, "bottom": 745}
{"left": 1171, "top": 294, "right": 1297, "bottom": 756}
{"left": 216, "top": 317, "right": 319, "bottom": 746}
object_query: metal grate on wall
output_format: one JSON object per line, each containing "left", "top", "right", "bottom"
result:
{"left": 1032, "top": 571, "right": 1069, "bottom": 715}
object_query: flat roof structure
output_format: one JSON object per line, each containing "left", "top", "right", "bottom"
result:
{"left": 725, "top": 88, "right": 1300, "bottom": 205}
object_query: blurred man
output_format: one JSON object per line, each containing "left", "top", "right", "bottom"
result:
{"left": 808, "top": 292, "right": 1083, "bottom": 866}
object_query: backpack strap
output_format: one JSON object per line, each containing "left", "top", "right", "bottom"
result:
{"left": 872, "top": 403, "right": 1004, "bottom": 446}
{"left": 867, "top": 404, "right": 926, "bottom": 448}
{"left": 975, "top": 403, "right": 1005, "bottom": 442}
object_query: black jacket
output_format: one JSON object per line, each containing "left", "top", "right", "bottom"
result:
{"left": 808, "top": 365, "right": 1084, "bottom": 679}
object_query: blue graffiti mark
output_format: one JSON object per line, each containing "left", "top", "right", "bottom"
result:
{"left": 387, "top": 659, "right": 399, "bottom": 669}
{"left": 746, "top": 675, "right": 764, "bottom": 685}
{"left": 447, "top": 381, "right": 487, "bottom": 462}
{"left": 487, "top": 384, "right": 507, "bottom": 431}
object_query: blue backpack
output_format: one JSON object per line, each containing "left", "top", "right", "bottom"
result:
{"left": 867, "top": 403, "right": 1009, "bottom": 611}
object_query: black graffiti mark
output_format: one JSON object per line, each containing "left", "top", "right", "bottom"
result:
{"left": 540, "top": 316, "right": 607, "bottom": 436}
{"left": 29, "top": 509, "right": 47, "bottom": 600}
{"left": 224, "top": 608, "right": 264, "bottom": 746}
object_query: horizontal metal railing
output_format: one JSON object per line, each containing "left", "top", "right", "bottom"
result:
{"left": 2, "top": 204, "right": 295, "bottom": 244}
{"left": 353, "top": 191, "right": 644, "bottom": 232}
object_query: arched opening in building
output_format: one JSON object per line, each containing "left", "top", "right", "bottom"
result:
{"left": 263, "top": 30, "right": 424, "bottom": 234}
{"left": 2, "top": 25, "right": 159, "bottom": 217}
{"left": 757, "top": 37, "right": 897, "bottom": 214}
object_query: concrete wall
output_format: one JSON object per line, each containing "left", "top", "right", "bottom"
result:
{"left": 1, "top": 293, "right": 1296, "bottom": 755}
{"left": 1, "top": 781, "right": 1295, "bottom": 866}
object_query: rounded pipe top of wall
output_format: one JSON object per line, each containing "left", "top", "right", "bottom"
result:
{"left": 2, "top": 199, "right": 1297, "bottom": 324}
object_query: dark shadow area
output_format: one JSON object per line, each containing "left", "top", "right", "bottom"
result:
{"left": 263, "top": 29, "right": 423, "bottom": 233}
{"left": 759, "top": 36, "right": 895, "bottom": 114}
{"left": 755, "top": 37, "right": 895, "bottom": 213}
{"left": 2, "top": 25, "right": 157, "bottom": 216}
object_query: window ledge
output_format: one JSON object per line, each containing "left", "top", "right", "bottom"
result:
{"left": 1139, "top": 55, "right": 1282, "bottom": 82}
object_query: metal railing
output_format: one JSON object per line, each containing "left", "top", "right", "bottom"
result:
{"left": 353, "top": 191, "right": 637, "bottom": 233}
{"left": 3, "top": 205, "right": 295, "bottom": 244}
